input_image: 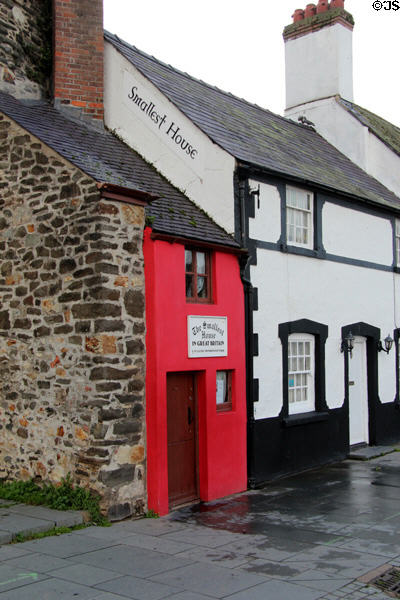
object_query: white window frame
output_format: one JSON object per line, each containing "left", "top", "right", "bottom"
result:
{"left": 396, "top": 220, "right": 400, "bottom": 266}
{"left": 288, "top": 333, "right": 315, "bottom": 415}
{"left": 286, "top": 186, "right": 313, "bottom": 249}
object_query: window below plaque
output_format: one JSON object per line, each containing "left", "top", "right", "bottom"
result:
{"left": 185, "top": 248, "right": 211, "bottom": 302}
{"left": 216, "top": 370, "right": 232, "bottom": 412}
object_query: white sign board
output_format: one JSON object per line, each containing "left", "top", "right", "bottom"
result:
{"left": 188, "top": 316, "right": 228, "bottom": 358}
{"left": 123, "top": 71, "right": 200, "bottom": 167}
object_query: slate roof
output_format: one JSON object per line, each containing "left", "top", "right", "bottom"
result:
{"left": 337, "top": 97, "right": 400, "bottom": 158}
{"left": 105, "top": 31, "right": 400, "bottom": 213}
{"left": 0, "top": 91, "right": 239, "bottom": 249}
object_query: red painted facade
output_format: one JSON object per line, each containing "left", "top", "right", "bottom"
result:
{"left": 143, "top": 228, "right": 247, "bottom": 515}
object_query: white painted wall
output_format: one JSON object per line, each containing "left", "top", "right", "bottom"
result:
{"left": 250, "top": 186, "right": 398, "bottom": 421}
{"left": 248, "top": 181, "right": 281, "bottom": 242}
{"left": 286, "top": 98, "right": 400, "bottom": 199}
{"left": 104, "top": 43, "right": 236, "bottom": 233}
{"left": 285, "top": 23, "right": 353, "bottom": 110}
{"left": 323, "top": 202, "right": 393, "bottom": 265}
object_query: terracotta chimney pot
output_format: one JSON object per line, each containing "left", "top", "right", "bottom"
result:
{"left": 304, "top": 4, "right": 317, "bottom": 18}
{"left": 292, "top": 9, "right": 305, "bottom": 22}
{"left": 330, "top": 0, "right": 345, "bottom": 8}
{"left": 316, "top": 0, "right": 329, "bottom": 13}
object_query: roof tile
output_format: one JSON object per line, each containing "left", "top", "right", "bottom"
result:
{"left": 105, "top": 31, "right": 400, "bottom": 212}
{"left": 0, "top": 91, "right": 239, "bottom": 249}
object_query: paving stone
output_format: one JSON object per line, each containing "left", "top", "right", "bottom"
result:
{"left": 174, "top": 546, "right": 251, "bottom": 569}
{"left": 89, "top": 594, "right": 134, "bottom": 600}
{"left": 47, "top": 563, "right": 121, "bottom": 585}
{"left": 223, "top": 578, "right": 325, "bottom": 599}
{"left": 338, "top": 537, "right": 400, "bottom": 558}
{"left": 70, "top": 544, "right": 194, "bottom": 577}
{"left": 18, "top": 532, "right": 118, "bottom": 558}
{"left": 95, "top": 574, "right": 181, "bottom": 599}
{"left": 0, "top": 514, "right": 57, "bottom": 538}
{"left": 3, "top": 552, "right": 75, "bottom": 573}
{"left": 0, "top": 545, "right": 32, "bottom": 561}
{"left": 7, "top": 505, "right": 83, "bottom": 528}
{"left": 108, "top": 518, "right": 186, "bottom": 537}
{"left": 0, "top": 577, "right": 98, "bottom": 598}
{"left": 161, "top": 526, "right": 245, "bottom": 549}
{"left": 71, "top": 522, "right": 145, "bottom": 541}
{"left": 0, "top": 563, "right": 48, "bottom": 593}
{"left": 289, "top": 570, "right": 353, "bottom": 593}
{"left": 216, "top": 534, "right": 316, "bottom": 562}
{"left": 164, "top": 593, "right": 218, "bottom": 600}
{"left": 241, "top": 557, "right": 310, "bottom": 578}
{"left": 149, "top": 562, "right": 267, "bottom": 598}
{"left": 122, "top": 532, "right": 196, "bottom": 555}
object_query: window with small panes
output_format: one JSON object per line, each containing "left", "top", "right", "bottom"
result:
{"left": 185, "top": 248, "right": 211, "bottom": 302}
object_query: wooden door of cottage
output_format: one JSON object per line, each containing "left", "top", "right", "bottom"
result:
{"left": 167, "top": 372, "right": 199, "bottom": 508}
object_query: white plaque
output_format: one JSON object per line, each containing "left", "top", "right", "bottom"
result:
{"left": 188, "top": 316, "right": 228, "bottom": 358}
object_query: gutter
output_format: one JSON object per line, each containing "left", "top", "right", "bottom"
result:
{"left": 97, "top": 182, "right": 159, "bottom": 206}
{"left": 237, "top": 178, "right": 257, "bottom": 489}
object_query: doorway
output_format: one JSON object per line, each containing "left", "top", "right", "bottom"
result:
{"left": 167, "top": 372, "right": 199, "bottom": 508}
{"left": 348, "top": 336, "right": 369, "bottom": 446}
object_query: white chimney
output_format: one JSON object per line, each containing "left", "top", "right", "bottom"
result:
{"left": 283, "top": 0, "right": 354, "bottom": 110}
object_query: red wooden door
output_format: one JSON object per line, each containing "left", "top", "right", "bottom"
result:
{"left": 167, "top": 372, "right": 198, "bottom": 508}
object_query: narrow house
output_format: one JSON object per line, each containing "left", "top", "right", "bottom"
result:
{"left": 143, "top": 207, "right": 247, "bottom": 516}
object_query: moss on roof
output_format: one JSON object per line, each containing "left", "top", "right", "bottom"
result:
{"left": 338, "top": 97, "right": 400, "bottom": 158}
{"left": 106, "top": 32, "right": 400, "bottom": 213}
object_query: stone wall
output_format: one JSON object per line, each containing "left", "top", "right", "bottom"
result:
{"left": 0, "top": 113, "right": 147, "bottom": 520}
{"left": 0, "top": 0, "right": 52, "bottom": 99}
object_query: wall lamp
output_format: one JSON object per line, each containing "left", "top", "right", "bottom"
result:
{"left": 378, "top": 334, "right": 394, "bottom": 354}
{"left": 341, "top": 331, "right": 354, "bottom": 357}
{"left": 250, "top": 184, "right": 260, "bottom": 209}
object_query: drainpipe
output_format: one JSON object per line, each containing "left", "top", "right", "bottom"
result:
{"left": 238, "top": 179, "right": 256, "bottom": 489}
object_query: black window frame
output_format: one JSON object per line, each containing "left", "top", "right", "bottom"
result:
{"left": 278, "top": 318, "right": 329, "bottom": 426}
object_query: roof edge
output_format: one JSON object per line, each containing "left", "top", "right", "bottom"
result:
{"left": 97, "top": 182, "right": 158, "bottom": 205}
{"left": 237, "top": 160, "right": 400, "bottom": 215}
{"left": 149, "top": 231, "right": 243, "bottom": 253}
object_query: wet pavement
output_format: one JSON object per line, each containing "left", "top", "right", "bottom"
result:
{"left": 1, "top": 447, "right": 400, "bottom": 599}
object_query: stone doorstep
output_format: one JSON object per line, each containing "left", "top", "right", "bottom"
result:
{"left": 348, "top": 444, "right": 400, "bottom": 461}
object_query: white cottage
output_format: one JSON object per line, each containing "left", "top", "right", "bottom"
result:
{"left": 103, "top": 8, "right": 400, "bottom": 485}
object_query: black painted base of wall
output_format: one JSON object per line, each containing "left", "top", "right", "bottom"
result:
{"left": 249, "top": 402, "right": 400, "bottom": 486}
{"left": 248, "top": 407, "right": 348, "bottom": 486}
{"left": 375, "top": 400, "right": 400, "bottom": 445}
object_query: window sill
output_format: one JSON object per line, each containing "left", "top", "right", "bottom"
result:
{"left": 282, "top": 411, "right": 329, "bottom": 427}
{"left": 217, "top": 403, "right": 233, "bottom": 413}
{"left": 186, "top": 299, "right": 213, "bottom": 304}
{"left": 280, "top": 243, "right": 326, "bottom": 260}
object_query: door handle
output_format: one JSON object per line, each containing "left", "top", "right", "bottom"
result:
{"left": 188, "top": 406, "right": 193, "bottom": 425}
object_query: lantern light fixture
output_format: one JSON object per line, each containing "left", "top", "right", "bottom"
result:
{"left": 378, "top": 334, "right": 393, "bottom": 354}
{"left": 341, "top": 331, "right": 355, "bottom": 357}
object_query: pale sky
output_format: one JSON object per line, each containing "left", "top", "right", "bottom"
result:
{"left": 104, "top": 0, "right": 400, "bottom": 127}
